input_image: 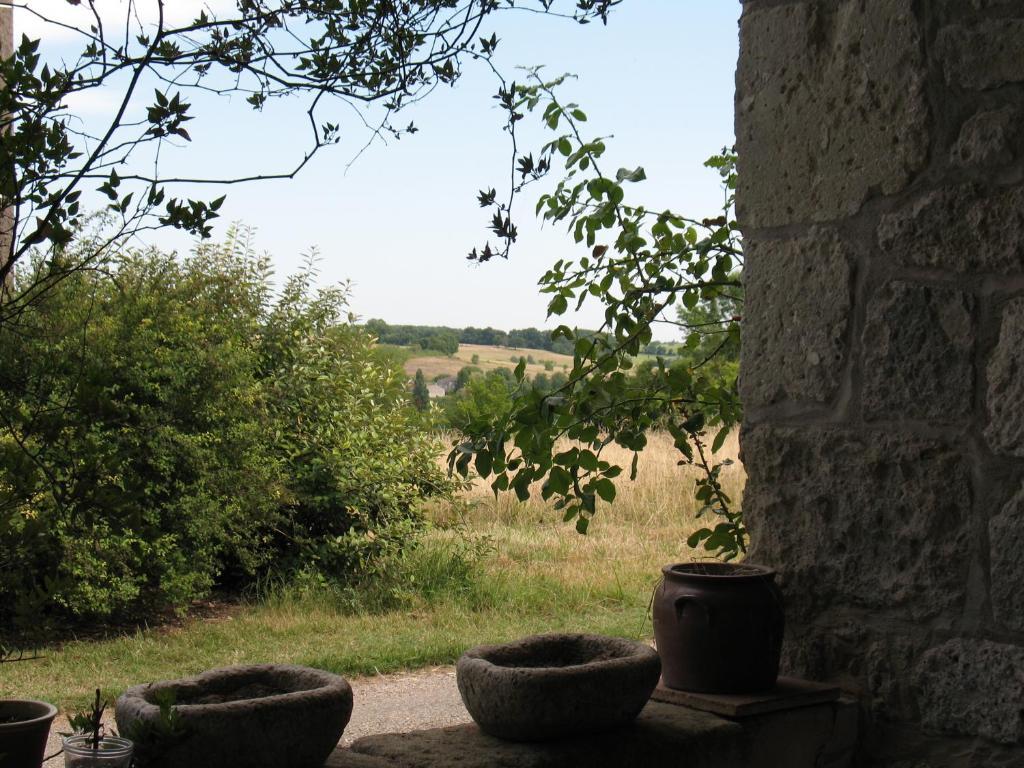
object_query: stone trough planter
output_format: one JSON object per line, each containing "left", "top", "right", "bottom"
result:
{"left": 115, "top": 664, "right": 352, "bottom": 768}
{"left": 456, "top": 633, "right": 661, "bottom": 742}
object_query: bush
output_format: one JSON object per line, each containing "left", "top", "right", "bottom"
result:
{"left": 0, "top": 229, "right": 451, "bottom": 636}
{"left": 443, "top": 370, "right": 516, "bottom": 433}
{"left": 455, "top": 365, "right": 482, "bottom": 392}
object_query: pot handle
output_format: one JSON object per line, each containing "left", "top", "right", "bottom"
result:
{"left": 674, "top": 594, "right": 714, "bottom": 625}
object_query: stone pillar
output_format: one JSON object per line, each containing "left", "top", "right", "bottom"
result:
{"left": 736, "top": 0, "right": 1024, "bottom": 764}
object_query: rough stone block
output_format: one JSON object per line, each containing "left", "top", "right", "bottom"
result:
{"left": 985, "top": 298, "right": 1024, "bottom": 457}
{"left": 916, "top": 639, "right": 1024, "bottom": 744}
{"left": 349, "top": 702, "right": 746, "bottom": 768}
{"left": 861, "top": 281, "right": 974, "bottom": 422}
{"left": 736, "top": 0, "right": 927, "bottom": 228}
{"left": 951, "top": 106, "right": 1019, "bottom": 168}
{"left": 342, "top": 700, "right": 846, "bottom": 768}
{"left": 989, "top": 483, "right": 1024, "bottom": 632}
{"left": 877, "top": 184, "right": 1024, "bottom": 274}
{"left": 938, "top": 20, "right": 1024, "bottom": 90}
{"left": 740, "top": 229, "right": 853, "bottom": 408}
{"left": 743, "top": 425, "right": 971, "bottom": 622}
{"left": 780, "top": 621, "right": 925, "bottom": 725}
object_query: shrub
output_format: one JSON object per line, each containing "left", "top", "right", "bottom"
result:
{"left": 455, "top": 365, "right": 482, "bottom": 392}
{"left": 443, "top": 370, "right": 516, "bottom": 433}
{"left": 0, "top": 229, "right": 451, "bottom": 636}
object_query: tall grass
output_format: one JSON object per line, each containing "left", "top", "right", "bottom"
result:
{"left": 0, "top": 432, "right": 743, "bottom": 710}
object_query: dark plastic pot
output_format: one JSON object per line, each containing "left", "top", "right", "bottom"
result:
{"left": 0, "top": 699, "right": 58, "bottom": 768}
{"left": 653, "top": 562, "right": 784, "bottom": 693}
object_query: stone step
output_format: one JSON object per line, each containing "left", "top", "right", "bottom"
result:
{"left": 325, "top": 697, "right": 858, "bottom": 768}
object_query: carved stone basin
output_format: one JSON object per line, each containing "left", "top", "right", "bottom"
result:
{"left": 115, "top": 664, "right": 352, "bottom": 768}
{"left": 456, "top": 633, "right": 661, "bottom": 742}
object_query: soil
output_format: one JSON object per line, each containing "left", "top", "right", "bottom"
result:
{"left": 180, "top": 683, "right": 288, "bottom": 705}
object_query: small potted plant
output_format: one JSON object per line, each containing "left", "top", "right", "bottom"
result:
{"left": 63, "top": 689, "right": 133, "bottom": 768}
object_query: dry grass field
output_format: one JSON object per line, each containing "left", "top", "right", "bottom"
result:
{"left": 403, "top": 343, "right": 575, "bottom": 380}
{"left": 427, "top": 429, "right": 745, "bottom": 598}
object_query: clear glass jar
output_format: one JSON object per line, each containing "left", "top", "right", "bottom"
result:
{"left": 62, "top": 735, "right": 134, "bottom": 768}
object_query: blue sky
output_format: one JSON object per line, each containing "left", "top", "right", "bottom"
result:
{"left": 30, "top": 1, "right": 741, "bottom": 334}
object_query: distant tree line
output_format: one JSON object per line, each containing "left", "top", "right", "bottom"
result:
{"left": 364, "top": 320, "right": 680, "bottom": 358}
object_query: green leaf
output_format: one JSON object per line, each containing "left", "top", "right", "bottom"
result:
{"left": 513, "top": 472, "right": 531, "bottom": 502}
{"left": 548, "top": 295, "right": 568, "bottom": 316}
{"left": 575, "top": 516, "right": 590, "bottom": 534}
{"left": 594, "top": 478, "right": 616, "bottom": 503}
{"left": 578, "top": 450, "right": 599, "bottom": 471}
{"left": 514, "top": 358, "right": 526, "bottom": 382}
{"left": 475, "top": 450, "right": 492, "bottom": 478}
{"left": 682, "top": 413, "right": 706, "bottom": 434}
{"left": 712, "top": 427, "right": 730, "bottom": 454}
{"left": 615, "top": 166, "right": 646, "bottom": 183}
{"left": 546, "top": 466, "right": 572, "bottom": 495}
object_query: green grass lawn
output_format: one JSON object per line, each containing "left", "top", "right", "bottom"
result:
{"left": 2, "top": 433, "right": 743, "bottom": 712}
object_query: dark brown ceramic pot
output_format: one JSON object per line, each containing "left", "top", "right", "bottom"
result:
{"left": 0, "top": 699, "right": 58, "bottom": 768}
{"left": 653, "top": 562, "right": 784, "bottom": 693}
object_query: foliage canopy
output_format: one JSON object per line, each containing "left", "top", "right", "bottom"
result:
{"left": 0, "top": 227, "right": 450, "bottom": 637}
{"left": 452, "top": 72, "right": 745, "bottom": 558}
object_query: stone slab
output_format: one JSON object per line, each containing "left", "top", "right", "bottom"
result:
{"left": 650, "top": 676, "right": 840, "bottom": 718}
{"left": 915, "top": 639, "right": 1024, "bottom": 745}
{"left": 990, "top": 483, "right": 1024, "bottom": 633}
{"left": 861, "top": 280, "right": 974, "bottom": 423}
{"left": 986, "top": 297, "right": 1024, "bottom": 457}
{"left": 736, "top": 0, "right": 927, "bottom": 227}
{"left": 740, "top": 229, "right": 853, "bottom": 408}
{"left": 877, "top": 183, "right": 1024, "bottom": 274}
{"left": 344, "top": 701, "right": 745, "bottom": 768}
{"left": 326, "top": 698, "right": 851, "bottom": 768}
{"left": 743, "top": 425, "right": 972, "bottom": 624}
{"left": 938, "top": 20, "right": 1024, "bottom": 90}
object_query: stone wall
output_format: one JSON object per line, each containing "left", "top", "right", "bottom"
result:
{"left": 735, "top": 0, "right": 1024, "bottom": 764}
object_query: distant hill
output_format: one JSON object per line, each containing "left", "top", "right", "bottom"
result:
{"left": 364, "top": 319, "right": 577, "bottom": 356}
{"left": 402, "top": 343, "right": 574, "bottom": 381}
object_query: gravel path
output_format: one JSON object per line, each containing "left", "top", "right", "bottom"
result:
{"left": 42, "top": 665, "right": 469, "bottom": 766}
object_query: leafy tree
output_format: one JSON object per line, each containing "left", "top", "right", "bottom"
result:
{"left": 471, "top": 354, "right": 481, "bottom": 365}
{"left": 453, "top": 72, "right": 744, "bottom": 557}
{"left": 420, "top": 331, "right": 459, "bottom": 356}
{"left": 412, "top": 369, "right": 430, "bottom": 412}
{"left": 444, "top": 369, "right": 516, "bottom": 434}
{"left": 456, "top": 365, "right": 482, "bottom": 392}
